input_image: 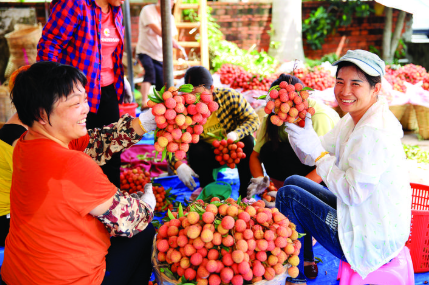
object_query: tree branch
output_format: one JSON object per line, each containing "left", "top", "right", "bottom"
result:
{"left": 390, "top": 10, "right": 406, "bottom": 62}
{"left": 382, "top": 7, "right": 392, "bottom": 61}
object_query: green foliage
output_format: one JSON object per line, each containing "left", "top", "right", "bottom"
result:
{"left": 304, "top": 52, "right": 339, "bottom": 67}
{"left": 403, "top": 144, "right": 429, "bottom": 164}
{"left": 393, "top": 39, "right": 407, "bottom": 64}
{"left": 180, "top": 0, "right": 278, "bottom": 75}
{"left": 302, "top": 1, "right": 373, "bottom": 50}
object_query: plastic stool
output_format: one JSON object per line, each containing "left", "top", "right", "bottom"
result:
{"left": 336, "top": 246, "right": 414, "bottom": 285}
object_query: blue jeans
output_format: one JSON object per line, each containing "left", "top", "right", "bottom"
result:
{"left": 275, "top": 175, "right": 346, "bottom": 284}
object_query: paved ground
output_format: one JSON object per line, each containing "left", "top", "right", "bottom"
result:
{"left": 402, "top": 131, "right": 429, "bottom": 185}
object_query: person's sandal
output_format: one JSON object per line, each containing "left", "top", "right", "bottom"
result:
{"left": 304, "top": 263, "right": 318, "bottom": 279}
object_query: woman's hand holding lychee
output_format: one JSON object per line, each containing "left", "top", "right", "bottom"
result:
{"left": 263, "top": 191, "right": 277, "bottom": 208}
{"left": 285, "top": 114, "right": 325, "bottom": 166}
{"left": 246, "top": 176, "right": 270, "bottom": 199}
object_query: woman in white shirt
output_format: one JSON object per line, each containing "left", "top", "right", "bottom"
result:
{"left": 280, "top": 50, "right": 411, "bottom": 284}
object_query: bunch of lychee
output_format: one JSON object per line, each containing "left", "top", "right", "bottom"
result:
{"left": 148, "top": 85, "right": 219, "bottom": 160}
{"left": 120, "top": 166, "right": 151, "bottom": 194}
{"left": 212, "top": 138, "right": 246, "bottom": 169}
{"left": 263, "top": 81, "right": 315, "bottom": 128}
{"left": 262, "top": 181, "right": 278, "bottom": 203}
{"left": 154, "top": 198, "right": 301, "bottom": 284}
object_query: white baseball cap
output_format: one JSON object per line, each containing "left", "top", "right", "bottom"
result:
{"left": 332, "top": 49, "right": 386, "bottom": 77}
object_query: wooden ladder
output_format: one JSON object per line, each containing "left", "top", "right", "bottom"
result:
{"left": 173, "top": 0, "right": 209, "bottom": 69}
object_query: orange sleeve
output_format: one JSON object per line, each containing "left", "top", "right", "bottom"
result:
{"left": 62, "top": 153, "right": 117, "bottom": 216}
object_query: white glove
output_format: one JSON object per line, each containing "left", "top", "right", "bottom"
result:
{"left": 138, "top": 110, "right": 157, "bottom": 132}
{"left": 177, "top": 164, "right": 199, "bottom": 190}
{"left": 285, "top": 114, "right": 326, "bottom": 166}
{"left": 139, "top": 183, "right": 156, "bottom": 210}
{"left": 123, "top": 76, "right": 133, "bottom": 104}
{"left": 247, "top": 176, "right": 270, "bottom": 199}
{"left": 227, "top": 131, "right": 238, "bottom": 142}
{"left": 263, "top": 191, "right": 277, "bottom": 208}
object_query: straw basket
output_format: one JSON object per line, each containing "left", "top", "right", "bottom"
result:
{"left": 151, "top": 234, "right": 291, "bottom": 285}
{"left": 4, "top": 25, "right": 42, "bottom": 78}
{"left": 389, "top": 104, "right": 407, "bottom": 122}
{"left": 413, "top": 105, "right": 429, "bottom": 140}
{"left": 400, "top": 104, "right": 419, "bottom": 131}
{"left": 0, "top": 85, "right": 13, "bottom": 123}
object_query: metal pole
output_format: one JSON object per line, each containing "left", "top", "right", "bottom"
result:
{"left": 44, "top": 0, "right": 49, "bottom": 22}
{"left": 122, "top": 0, "right": 134, "bottom": 97}
{"left": 161, "top": 0, "right": 174, "bottom": 89}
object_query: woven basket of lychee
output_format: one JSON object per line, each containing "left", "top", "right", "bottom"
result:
{"left": 148, "top": 84, "right": 219, "bottom": 161}
{"left": 258, "top": 81, "right": 315, "bottom": 128}
{"left": 151, "top": 197, "right": 303, "bottom": 285}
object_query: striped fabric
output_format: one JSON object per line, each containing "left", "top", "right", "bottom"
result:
{"left": 37, "top": 0, "right": 124, "bottom": 113}
{"left": 169, "top": 87, "right": 259, "bottom": 170}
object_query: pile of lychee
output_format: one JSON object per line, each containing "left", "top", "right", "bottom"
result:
{"left": 119, "top": 166, "right": 151, "bottom": 194}
{"left": 262, "top": 81, "right": 315, "bottom": 128}
{"left": 154, "top": 198, "right": 301, "bottom": 284}
{"left": 148, "top": 85, "right": 219, "bottom": 160}
{"left": 212, "top": 138, "right": 246, "bottom": 169}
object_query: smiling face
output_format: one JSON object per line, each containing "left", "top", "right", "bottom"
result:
{"left": 334, "top": 65, "right": 381, "bottom": 124}
{"left": 41, "top": 83, "right": 89, "bottom": 146}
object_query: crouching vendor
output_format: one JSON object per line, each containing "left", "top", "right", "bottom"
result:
{"left": 1, "top": 62, "right": 157, "bottom": 285}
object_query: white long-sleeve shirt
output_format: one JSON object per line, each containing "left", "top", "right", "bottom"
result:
{"left": 316, "top": 96, "right": 411, "bottom": 278}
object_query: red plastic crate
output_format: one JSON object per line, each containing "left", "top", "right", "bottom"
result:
{"left": 119, "top": 103, "right": 138, "bottom": 118}
{"left": 405, "top": 183, "right": 429, "bottom": 273}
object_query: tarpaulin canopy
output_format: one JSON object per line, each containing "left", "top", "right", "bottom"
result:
{"left": 375, "top": 0, "right": 429, "bottom": 15}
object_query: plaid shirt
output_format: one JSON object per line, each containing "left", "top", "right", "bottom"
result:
{"left": 37, "top": 0, "right": 124, "bottom": 113}
{"left": 169, "top": 87, "right": 259, "bottom": 170}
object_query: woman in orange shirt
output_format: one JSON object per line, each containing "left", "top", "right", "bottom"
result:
{"left": 2, "top": 62, "right": 157, "bottom": 285}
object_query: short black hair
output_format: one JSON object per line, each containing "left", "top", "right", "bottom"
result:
{"left": 335, "top": 61, "right": 381, "bottom": 88}
{"left": 270, "top": 73, "right": 304, "bottom": 89}
{"left": 184, "top": 66, "right": 213, "bottom": 89}
{"left": 266, "top": 74, "right": 305, "bottom": 150}
{"left": 11, "top": 61, "right": 87, "bottom": 127}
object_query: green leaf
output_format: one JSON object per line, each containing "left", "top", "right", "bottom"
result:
{"left": 298, "top": 232, "right": 306, "bottom": 238}
{"left": 159, "top": 85, "right": 166, "bottom": 97}
{"left": 268, "top": 85, "right": 279, "bottom": 92}
{"left": 257, "top": 95, "right": 267, "bottom": 100}
{"left": 214, "top": 219, "right": 221, "bottom": 225}
{"left": 301, "top": 87, "right": 314, "bottom": 91}
{"left": 153, "top": 87, "right": 164, "bottom": 102}
{"left": 221, "top": 245, "right": 230, "bottom": 252}
{"left": 148, "top": 94, "right": 163, "bottom": 104}
{"left": 161, "top": 148, "right": 167, "bottom": 162}
{"left": 167, "top": 209, "right": 175, "bottom": 220}
{"left": 178, "top": 203, "right": 184, "bottom": 218}
{"left": 210, "top": 201, "right": 223, "bottom": 207}
{"left": 168, "top": 152, "right": 172, "bottom": 162}
{"left": 315, "top": 257, "right": 323, "bottom": 264}
{"left": 237, "top": 196, "right": 242, "bottom": 204}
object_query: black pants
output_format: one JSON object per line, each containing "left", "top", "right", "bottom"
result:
{"left": 102, "top": 223, "right": 156, "bottom": 285}
{"left": 0, "top": 215, "right": 9, "bottom": 247}
{"left": 259, "top": 140, "right": 315, "bottom": 181}
{"left": 188, "top": 135, "right": 254, "bottom": 199}
{"left": 86, "top": 84, "right": 121, "bottom": 188}
{"left": 137, "top": 53, "right": 164, "bottom": 91}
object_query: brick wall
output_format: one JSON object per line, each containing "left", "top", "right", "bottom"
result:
{"left": 1, "top": 1, "right": 410, "bottom": 60}
{"left": 208, "top": 2, "right": 272, "bottom": 52}
{"left": 301, "top": 1, "right": 410, "bottom": 58}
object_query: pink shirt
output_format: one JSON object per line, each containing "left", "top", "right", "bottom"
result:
{"left": 100, "top": 8, "right": 121, "bottom": 87}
